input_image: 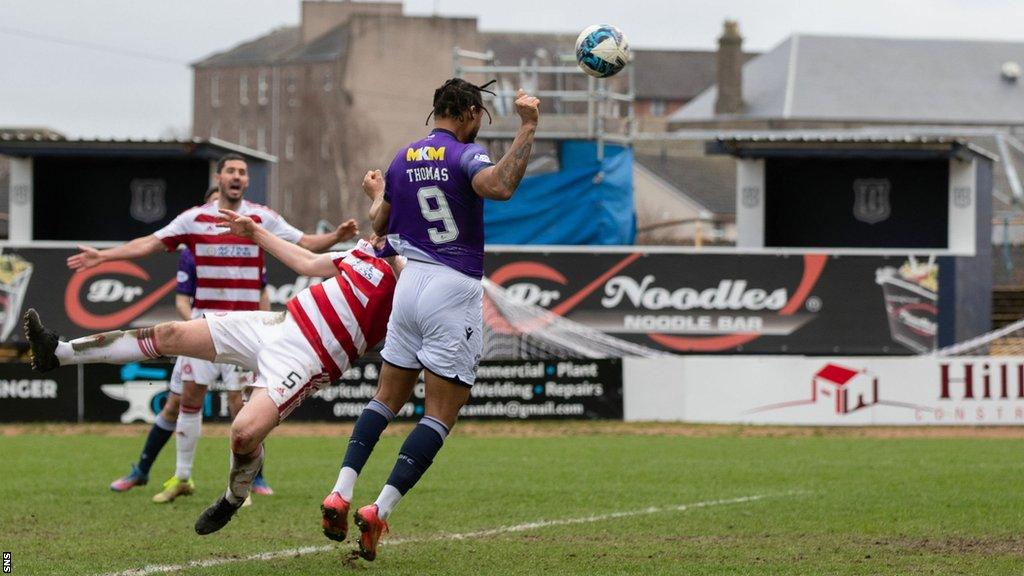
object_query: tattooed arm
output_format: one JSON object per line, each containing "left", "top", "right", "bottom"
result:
{"left": 471, "top": 88, "right": 540, "bottom": 201}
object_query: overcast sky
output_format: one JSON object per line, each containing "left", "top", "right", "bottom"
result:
{"left": 2, "top": 0, "right": 1023, "bottom": 138}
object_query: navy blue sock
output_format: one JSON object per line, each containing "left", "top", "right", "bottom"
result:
{"left": 137, "top": 414, "right": 175, "bottom": 475}
{"left": 341, "top": 399, "right": 395, "bottom": 473}
{"left": 385, "top": 416, "right": 448, "bottom": 495}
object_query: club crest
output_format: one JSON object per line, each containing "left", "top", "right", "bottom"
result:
{"left": 852, "top": 179, "right": 891, "bottom": 225}
{"left": 129, "top": 178, "right": 167, "bottom": 224}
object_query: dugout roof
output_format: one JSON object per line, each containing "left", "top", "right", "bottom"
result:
{"left": 0, "top": 136, "right": 276, "bottom": 163}
{"left": 706, "top": 133, "right": 997, "bottom": 161}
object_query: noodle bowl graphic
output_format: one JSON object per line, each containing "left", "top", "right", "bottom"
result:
{"left": 0, "top": 254, "right": 34, "bottom": 341}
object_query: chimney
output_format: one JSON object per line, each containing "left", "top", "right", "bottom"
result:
{"left": 714, "top": 20, "right": 744, "bottom": 115}
{"left": 301, "top": 0, "right": 403, "bottom": 43}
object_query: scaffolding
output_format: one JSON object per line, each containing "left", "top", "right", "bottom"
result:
{"left": 452, "top": 47, "right": 636, "bottom": 161}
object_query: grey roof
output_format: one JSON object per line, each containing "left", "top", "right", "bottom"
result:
{"left": 671, "top": 34, "right": 1024, "bottom": 124}
{"left": 634, "top": 153, "right": 736, "bottom": 215}
{"left": 632, "top": 50, "right": 756, "bottom": 101}
{"left": 282, "top": 25, "right": 349, "bottom": 63}
{"left": 193, "top": 27, "right": 302, "bottom": 68}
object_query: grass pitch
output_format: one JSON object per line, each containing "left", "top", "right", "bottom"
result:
{"left": 1, "top": 423, "right": 1022, "bottom": 575}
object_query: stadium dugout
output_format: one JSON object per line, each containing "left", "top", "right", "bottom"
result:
{"left": 707, "top": 131, "right": 995, "bottom": 347}
{"left": 0, "top": 134, "right": 274, "bottom": 243}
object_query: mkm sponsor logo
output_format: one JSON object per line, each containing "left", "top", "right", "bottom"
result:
{"left": 406, "top": 146, "right": 446, "bottom": 162}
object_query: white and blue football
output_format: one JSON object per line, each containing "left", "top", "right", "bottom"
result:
{"left": 575, "top": 24, "right": 630, "bottom": 78}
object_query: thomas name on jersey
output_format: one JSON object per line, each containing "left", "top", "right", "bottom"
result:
{"left": 406, "top": 167, "right": 450, "bottom": 182}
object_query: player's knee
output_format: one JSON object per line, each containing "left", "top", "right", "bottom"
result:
{"left": 180, "top": 382, "right": 205, "bottom": 406}
{"left": 160, "top": 396, "right": 180, "bottom": 420}
{"left": 230, "top": 427, "right": 254, "bottom": 454}
{"left": 230, "top": 422, "right": 260, "bottom": 454}
{"left": 154, "top": 322, "right": 183, "bottom": 351}
{"left": 374, "top": 391, "right": 407, "bottom": 415}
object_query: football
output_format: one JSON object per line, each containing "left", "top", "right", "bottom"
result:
{"left": 575, "top": 24, "right": 630, "bottom": 78}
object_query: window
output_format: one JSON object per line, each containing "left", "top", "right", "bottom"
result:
{"left": 256, "top": 127, "right": 266, "bottom": 152}
{"left": 239, "top": 74, "right": 249, "bottom": 105}
{"left": 287, "top": 75, "right": 299, "bottom": 108}
{"left": 238, "top": 127, "right": 248, "bottom": 148}
{"left": 285, "top": 134, "right": 295, "bottom": 161}
{"left": 323, "top": 72, "right": 333, "bottom": 92}
{"left": 283, "top": 189, "right": 292, "bottom": 215}
{"left": 257, "top": 70, "right": 269, "bottom": 105}
{"left": 649, "top": 99, "right": 666, "bottom": 117}
{"left": 319, "top": 189, "right": 328, "bottom": 213}
{"left": 210, "top": 120, "right": 220, "bottom": 139}
{"left": 211, "top": 73, "right": 221, "bottom": 108}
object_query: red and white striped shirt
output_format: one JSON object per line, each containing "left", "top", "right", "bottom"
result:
{"left": 287, "top": 242, "right": 396, "bottom": 379}
{"left": 154, "top": 200, "right": 303, "bottom": 312}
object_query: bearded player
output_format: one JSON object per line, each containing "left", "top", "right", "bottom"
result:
{"left": 25, "top": 219, "right": 400, "bottom": 534}
{"left": 318, "top": 79, "right": 539, "bottom": 561}
{"left": 68, "top": 154, "right": 357, "bottom": 502}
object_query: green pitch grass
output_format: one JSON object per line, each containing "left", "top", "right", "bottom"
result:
{"left": 1, "top": 423, "right": 1021, "bottom": 575}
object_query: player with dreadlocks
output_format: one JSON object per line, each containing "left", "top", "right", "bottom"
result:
{"left": 318, "top": 78, "right": 540, "bottom": 561}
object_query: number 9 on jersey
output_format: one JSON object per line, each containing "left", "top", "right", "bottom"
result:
{"left": 417, "top": 186, "right": 460, "bottom": 244}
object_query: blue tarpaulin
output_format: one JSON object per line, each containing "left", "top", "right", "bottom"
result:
{"left": 483, "top": 141, "right": 636, "bottom": 245}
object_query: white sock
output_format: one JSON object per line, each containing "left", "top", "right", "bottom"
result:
{"left": 55, "top": 341, "right": 73, "bottom": 362}
{"left": 333, "top": 466, "right": 358, "bottom": 501}
{"left": 56, "top": 327, "right": 161, "bottom": 365}
{"left": 375, "top": 484, "right": 403, "bottom": 520}
{"left": 175, "top": 408, "right": 203, "bottom": 481}
{"left": 225, "top": 446, "right": 264, "bottom": 506}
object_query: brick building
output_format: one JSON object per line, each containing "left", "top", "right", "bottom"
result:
{"left": 192, "top": 1, "right": 483, "bottom": 230}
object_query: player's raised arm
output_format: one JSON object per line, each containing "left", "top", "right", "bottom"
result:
{"left": 66, "top": 235, "right": 165, "bottom": 270}
{"left": 67, "top": 204, "right": 202, "bottom": 271}
{"left": 218, "top": 209, "right": 337, "bottom": 278}
{"left": 297, "top": 220, "right": 359, "bottom": 252}
{"left": 254, "top": 200, "right": 357, "bottom": 252}
{"left": 363, "top": 169, "right": 390, "bottom": 236}
{"left": 470, "top": 88, "right": 539, "bottom": 201}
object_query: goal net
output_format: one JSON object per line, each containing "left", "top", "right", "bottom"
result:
{"left": 934, "top": 317, "right": 1024, "bottom": 357}
{"left": 481, "top": 279, "right": 668, "bottom": 360}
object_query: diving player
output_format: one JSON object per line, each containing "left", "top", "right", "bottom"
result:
{"left": 25, "top": 226, "right": 399, "bottom": 535}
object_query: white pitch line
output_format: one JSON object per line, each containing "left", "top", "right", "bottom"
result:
{"left": 99, "top": 493, "right": 790, "bottom": 576}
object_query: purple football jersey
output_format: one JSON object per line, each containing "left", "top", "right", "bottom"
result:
{"left": 175, "top": 248, "right": 197, "bottom": 296}
{"left": 383, "top": 129, "right": 494, "bottom": 278}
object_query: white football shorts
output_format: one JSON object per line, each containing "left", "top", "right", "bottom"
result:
{"left": 205, "top": 310, "right": 337, "bottom": 419}
{"left": 380, "top": 259, "right": 483, "bottom": 386}
{"left": 178, "top": 356, "right": 252, "bottom": 393}
{"left": 168, "top": 356, "right": 185, "bottom": 395}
